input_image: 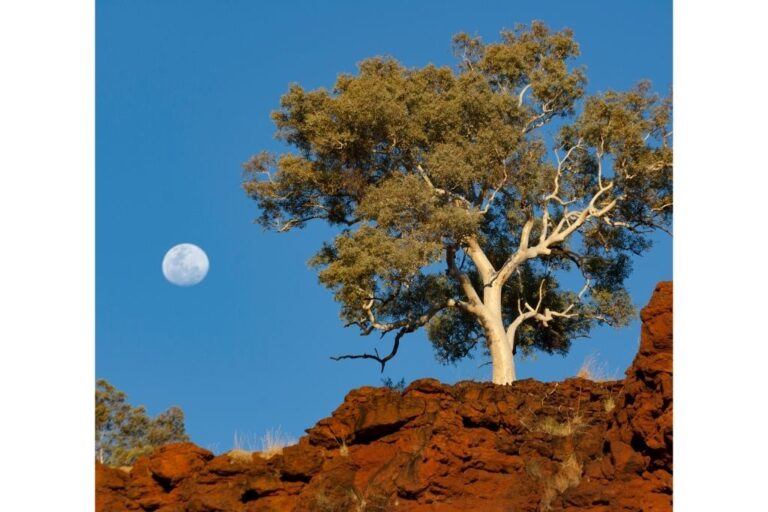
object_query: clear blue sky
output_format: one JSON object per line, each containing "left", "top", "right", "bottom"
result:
{"left": 97, "top": 0, "right": 671, "bottom": 452}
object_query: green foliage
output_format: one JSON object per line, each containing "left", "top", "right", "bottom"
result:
{"left": 96, "top": 379, "right": 189, "bottom": 466}
{"left": 243, "top": 22, "right": 672, "bottom": 372}
{"left": 381, "top": 377, "right": 406, "bottom": 392}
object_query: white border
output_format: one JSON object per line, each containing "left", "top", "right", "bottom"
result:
{"left": 676, "top": 0, "right": 768, "bottom": 508}
{"left": 2, "top": 0, "right": 766, "bottom": 508}
{"left": 0, "top": 0, "right": 94, "bottom": 508}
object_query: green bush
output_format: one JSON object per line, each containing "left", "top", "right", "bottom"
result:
{"left": 95, "top": 379, "right": 189, "bottom": 466}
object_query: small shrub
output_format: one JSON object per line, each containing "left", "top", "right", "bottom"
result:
{"left": 381, "top": 377, "right": 406, "bottom": 392}
{"left": 604, "top": 396, "right": 616, "bottom": 413}
{"left": 95, "top": 379, "right": 189, "bottom": 466}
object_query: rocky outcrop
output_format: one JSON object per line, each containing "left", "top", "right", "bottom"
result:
{"left": 97, "top": 282, "right": 672, "bottom": 511}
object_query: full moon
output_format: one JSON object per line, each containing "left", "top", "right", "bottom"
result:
{"left": 162, "top": 243, "right": 209, "bottom": 286}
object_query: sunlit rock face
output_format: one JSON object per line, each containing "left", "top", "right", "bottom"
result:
{"left": 97, "top": 282, "right": 673, "bottom": 512}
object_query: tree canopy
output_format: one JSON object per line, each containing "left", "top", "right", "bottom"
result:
{"left": 243, "top": 22, "right": 672, "bottom": 383}
{"left": 96, "top": 379, "right": 189, "bottom": 466}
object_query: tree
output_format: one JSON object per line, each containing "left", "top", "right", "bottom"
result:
{"left": 95, "top": 379, "right": 189, "bottom": 466}
{"left": 242, "top": 22, "right": 672, "bottom": 384}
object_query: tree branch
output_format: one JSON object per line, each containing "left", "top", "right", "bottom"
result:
{"left": 495, "top": 164, "right": 617, "bottom": 288}
{"left": 518, "top": 84, "right": 532, "bottom": 107}
{"left": 447, "top": 245, "right": 484, "bottom": 311}
{"left": 416, "top": 164, "right": 473, "bottom": 208}
{"left": 331, "top": 326, "right": 412, "bottom": 372}
{"left": 333, "top": 291, "right": 473, "bottom": 371}
{"left": 464, "top": 236, "right": 496, "bottom": 285}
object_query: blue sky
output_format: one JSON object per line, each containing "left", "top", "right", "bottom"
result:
{"left": 97, "top": 0, "right": 671, "bottom": 452}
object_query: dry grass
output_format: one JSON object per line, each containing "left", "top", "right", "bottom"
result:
{"left": 536, "top": 414, "right": 584, "bottom": 437}
{"left": 232, "top": 427, "right": 296, "bottom": 460}
{"left": 576, "top": 353, "right": 621, "bottom": 382}
{"left": 226, "top": 448, "right": 253, "bottom": 463}
{"left": 540, "top": 454, "right": 583, "bottom": 511}
{"left": 603, "top": 395, "right": 616, "bottom": 413}
{"left": 311, "top": 485, "right": 391, "bottom": 512}
{"left": 259, "top": 427, "right": 296, "bottom": 458}
{"left": 349, "top": 487, "right": 391, "bottom": 512}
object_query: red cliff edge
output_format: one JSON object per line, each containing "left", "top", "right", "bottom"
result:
{"left": 97, "top": 282, "right": 672, "bottom": 512}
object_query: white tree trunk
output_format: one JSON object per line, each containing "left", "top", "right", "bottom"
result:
{"left": 487, "top": 318, "right": 515, "bottom": 384}
{"left": 482, "top": 284, "right": 516, "bottom": 385}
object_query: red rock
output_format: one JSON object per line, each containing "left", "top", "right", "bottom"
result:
{"left": 148, "top": 443, "right": 214, "bottom": 486}
{"left": 280, "top": 442, "right": 325, "bottom": 482}
{"left": 96, "top": 282, "right": 673, "bottom": 511}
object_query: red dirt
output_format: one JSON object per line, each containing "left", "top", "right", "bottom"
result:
{"left": 97, "top": 282, "right": 672, "bottom": 511}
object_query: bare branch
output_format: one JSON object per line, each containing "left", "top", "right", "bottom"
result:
{"left": 518, "top": 84, "right": 532, "bottom": 107}
{"left": 540, "top": 140, "right": 584, "bottom": 244}
{"left": 479, "top": 167, "right": 507, "bottom": 214}
{"left": 496, "top": 173, "right": 617, "bottom": 288}
{"left": 334, "top": 290, "right": 473, "bottom": 371}
{"left": 415, "top": 164, "right": 436, "bottom": 189}
{"left": 331, "top": 326, "right": 411, "bottom": 372}
{"left": 276, "top": 215, "right": 325, "bottom": 232}
{"left": 531, "top": 278, "right": 591, "bottom": 328}
{"left": 596, "top": 139, "right": 605, "bottom": 189}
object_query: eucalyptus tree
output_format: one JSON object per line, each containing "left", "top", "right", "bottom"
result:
{"left": 96, "top": 379, "right": 189, "bottom": 466}
{"left": 243, "top": 22, "right": 672, "bottom": 384}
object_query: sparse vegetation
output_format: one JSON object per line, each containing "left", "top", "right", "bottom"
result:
{"left": 381, "top": 377, "right": 406, "bottom": 392}
{"left": 536, "top": 414, "right": 584, "bottom": 437}
{"left": 232, "top": 427, "right": 296, "bottom": 459}
{"left": 540, "top": 454, "right": 583, "bottom": 511}
{"left": 260, "top": 427, "right": 296, "bottom": 458}
{"left": 226, "top": 449, "right": 253, "bottom": 464}
{"left": 604, "top": 395, "right": 616, "bottom": 412}
{"left": 348, "top": 487, "right": 392, "bottom": 512}
{"left": 95, "top": 379, "right": 189, "bottom": 466}
{"left": 576, "top": 353, "right": 620, "bottom": 382}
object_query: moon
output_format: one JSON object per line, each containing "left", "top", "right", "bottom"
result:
{"left": 162, "top": 243, "right": 209, "bottom": 286}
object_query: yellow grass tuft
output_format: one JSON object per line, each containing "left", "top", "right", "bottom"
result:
{"left": 232, "top": 427, "right": 296, "bottom": 460}
{"left": 576, "top": 353, "right": 620, "bottom": 382}
{"left": 226, "top": 449, "right": 253, "bottom": 463}
{"left": 536, "top": 415, "right": 584, "bottom": 437}
{"left": 259, "top": 427, "right": 296, "bottom": 459}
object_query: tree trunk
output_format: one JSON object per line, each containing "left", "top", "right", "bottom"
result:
{"left": 487, "top": 319, "right": 515, "bottom": 384}
{"left": 482, "top": 285, "right": 516, "bottom": 385}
